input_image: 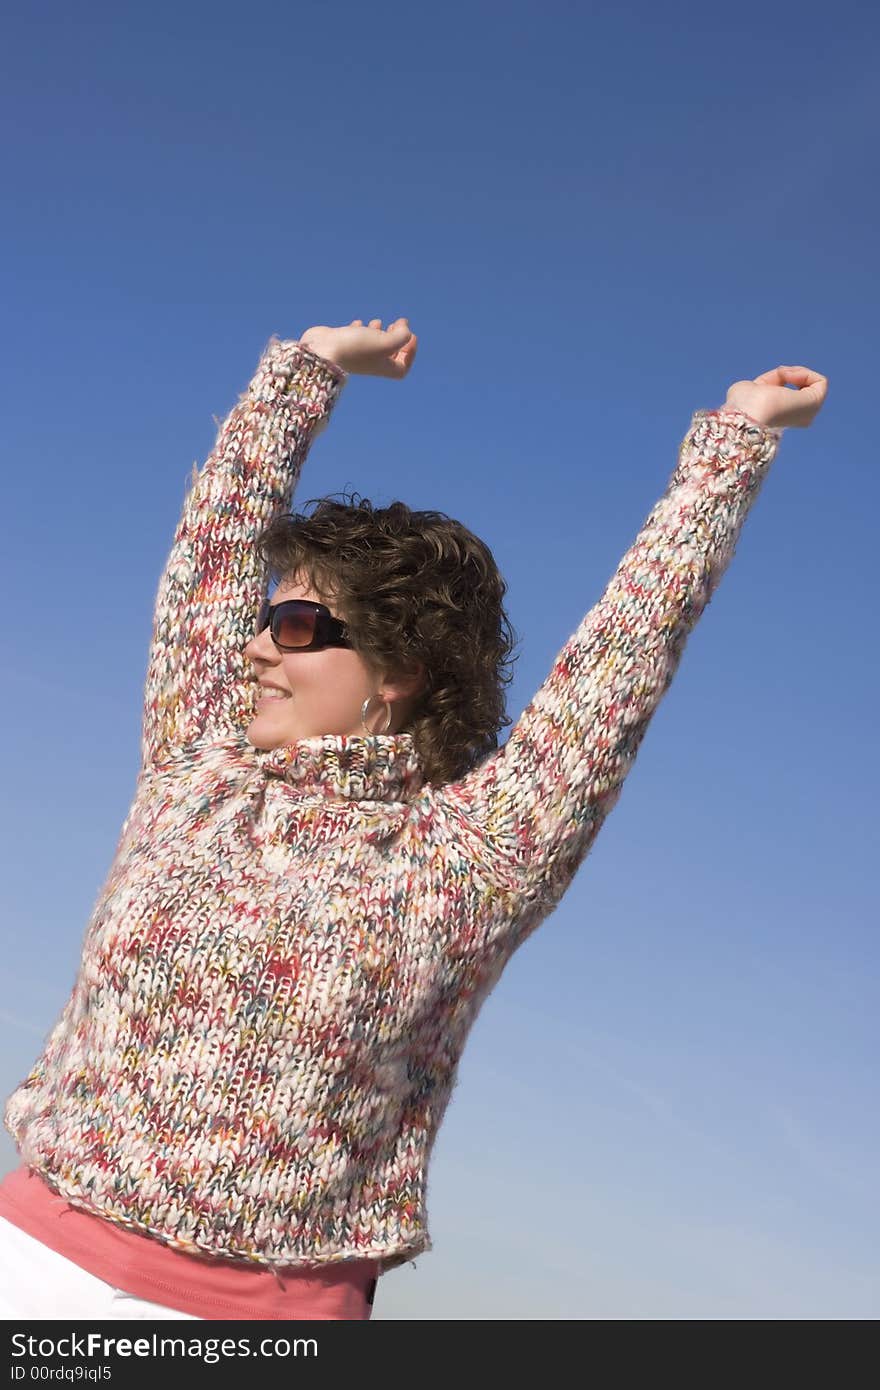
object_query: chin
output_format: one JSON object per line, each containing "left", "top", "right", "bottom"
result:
{"left": 245, "top": 711, "right": 295, "bottom": 750}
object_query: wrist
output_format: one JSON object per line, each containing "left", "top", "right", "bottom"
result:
{"left": 719, "top": 403, "right": 777, "bottom": 430}
{"left": 298, "top": 331, "right": 346, "bottom": 372}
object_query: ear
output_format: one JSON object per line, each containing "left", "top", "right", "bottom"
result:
{"left": 381, "top": 660, "right": 428, "bottom": 702}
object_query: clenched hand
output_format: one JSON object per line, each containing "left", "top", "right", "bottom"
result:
{"left": 298, "top": 318, "right": 418, "bottom": 379}
{"left": 724, "top": 365, "right": 828, "bottom": 429}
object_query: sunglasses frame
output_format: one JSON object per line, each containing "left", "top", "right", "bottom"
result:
{"left": 256, "top": 599, "right": 354, "bottom": 653}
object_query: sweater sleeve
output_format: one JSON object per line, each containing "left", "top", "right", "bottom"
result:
{"left": 435, "top": 406, "right": 785, "bottom": 919}
{"left": 140, "top": 337, "right": 349, "bottom": 768}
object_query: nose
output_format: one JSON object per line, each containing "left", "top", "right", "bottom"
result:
{"left": 245, "top": 626, "right": 274, "bottom": 663}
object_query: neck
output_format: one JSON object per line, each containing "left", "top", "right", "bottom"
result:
{"left": 258, "top": 731, "right": 426, "bottom": 804}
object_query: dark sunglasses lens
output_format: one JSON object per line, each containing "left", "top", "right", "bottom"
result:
{"left": 274, "top": 605, "right": 317, "bottom": 648}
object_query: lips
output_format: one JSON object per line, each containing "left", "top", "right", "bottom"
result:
{"left": 257, "top": 683, "right": 292, "bottom": 703}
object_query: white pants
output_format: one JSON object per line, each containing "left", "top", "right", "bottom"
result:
{"left": 0, "top": 1215, "right": 201, "bottom": 1320}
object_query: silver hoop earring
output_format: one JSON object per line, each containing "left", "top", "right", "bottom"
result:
{"left": 361, "top": 693, "right": 393, "bottom": 735}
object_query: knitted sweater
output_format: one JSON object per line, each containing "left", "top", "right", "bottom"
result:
{"left": 3, "top": 337, "right": 783, "bottom": 1276}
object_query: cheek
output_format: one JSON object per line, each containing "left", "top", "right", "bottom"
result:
{"left": 281, "top": 652, "right": 366, "bottom": 698}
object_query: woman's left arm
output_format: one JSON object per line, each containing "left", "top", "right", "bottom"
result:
{"left": 140, "top": 336, "right": 349, "bottom": 769}
{"left": 432, "top": 366, "right": 828, "bottom": 927}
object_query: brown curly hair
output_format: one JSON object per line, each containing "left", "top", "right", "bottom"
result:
{"left": 253, "top": 492, "right": 520, "bottom": 787}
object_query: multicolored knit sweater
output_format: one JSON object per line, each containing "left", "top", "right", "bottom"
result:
{"left": 3, "top": 337, "right": 783, "bottom": 1276}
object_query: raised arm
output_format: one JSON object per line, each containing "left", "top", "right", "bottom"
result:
{"left": 140, "top": 336, "right": 349, "bottom": 769}
{"left": 435, "top": 403, "right": 791, "bottom": 919}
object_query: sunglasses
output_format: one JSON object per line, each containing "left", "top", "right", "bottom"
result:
{"left": 255, "top": 599, "right": 354, "bottom": 653}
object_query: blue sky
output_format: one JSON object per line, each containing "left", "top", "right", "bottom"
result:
{"left": 1, "top": 0, "right": 877, "bottom": 1320}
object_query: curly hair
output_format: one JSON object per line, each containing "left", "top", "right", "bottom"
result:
{"left": 253, "top": 491, "right": 520, "bottom": 787}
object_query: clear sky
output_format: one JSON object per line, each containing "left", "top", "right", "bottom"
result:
{"left": 1, "top": 0, "right": 877, "bottom": 1320}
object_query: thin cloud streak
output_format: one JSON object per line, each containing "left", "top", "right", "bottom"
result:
{"left": 0, "top": 1007, "right": 47, "bottom": 1039}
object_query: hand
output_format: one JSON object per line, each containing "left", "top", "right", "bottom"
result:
{"left": 298, "top": 318, "right": 418, "bottom": 379}
{"left": 724, "top": 365, "right": 829, "bottom": 429}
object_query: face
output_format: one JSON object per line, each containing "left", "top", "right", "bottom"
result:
{"left": 243, "top": 575, "right": 424, "bottom": 750}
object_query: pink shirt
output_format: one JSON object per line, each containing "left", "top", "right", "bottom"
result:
{"left": 0, "top": 1165, "right": 378, "bottom": 1320}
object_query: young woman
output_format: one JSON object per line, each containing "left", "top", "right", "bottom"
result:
{"left": 0, "top": 320, "right": 827, "bottom": 1320}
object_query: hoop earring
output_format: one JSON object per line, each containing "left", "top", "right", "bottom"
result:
{"left": 361, "top": 693, "right": 393, "bottom": 735}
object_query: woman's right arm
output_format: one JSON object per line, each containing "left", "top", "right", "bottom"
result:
{"left": 139, "top": 337, "right": 348, "bottom": 770}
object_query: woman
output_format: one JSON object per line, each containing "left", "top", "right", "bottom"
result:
{"left": 0, "top": 319, "right": 827, "bottom": 1320}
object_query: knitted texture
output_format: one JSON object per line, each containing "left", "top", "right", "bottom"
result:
{"left": 3, "top": 339, "right": 783, "bottom": 1275}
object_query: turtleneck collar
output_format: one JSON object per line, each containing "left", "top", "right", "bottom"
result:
{"left": 258, "top": 732, "right": 426, "bottom": 804}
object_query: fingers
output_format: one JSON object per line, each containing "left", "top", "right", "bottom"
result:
{"left": 789, "top": 368, "right": 828, "bottom": 406}
{"left": 373, "top": 316, "right": 410, "bottom": 336}
{"left": 754, "top": 365, "right": 828, "bottom": 392}
{"left": 349, "top": 316, "right": 410, "bottom": 333}
{"left": 750, "top": 364, "right": 828, "bottom": 405}
{"left": 338, "top": 316, "right": 417, "bottom": 378}
{"left": 754, "top": 366, "right": 804, "bottom": 385}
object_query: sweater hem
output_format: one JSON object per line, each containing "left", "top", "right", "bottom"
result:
{"left": 9, "top": 1159, "right": 430, "bottom": 1274}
